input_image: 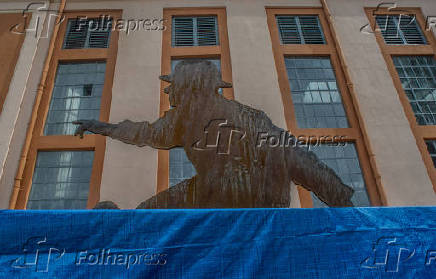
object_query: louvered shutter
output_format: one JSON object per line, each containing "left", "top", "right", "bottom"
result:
{"left": 197, "top": 17, "right": 218, "bottom": 46}
{"left": 64, "top": 18, "right": 112, "bottom": 49}
{"left": 375, "top": 15, "right": 426, "bottom": 45}
{"left": 63, "top": 19, "right": 87, "bottom": 49}
{"left": 88, "top": 18, "right": 112, "bottom": 48}
{"left": 298, "top": 16, "right": 325, "bottom": 44}
{"left": 276, "top": 16, "right": 301, "bottom": 44}
{"left": 399, "top": 16, "right": 426, "bottom": 44}
{"left": 276, "top": 15, "right": 325, "bottom": 44}
{"left": 172, "top": 16, "right": 218, "bottom": 47}
{"left": 172, "top": 17, "right": 194, "bottom": 46}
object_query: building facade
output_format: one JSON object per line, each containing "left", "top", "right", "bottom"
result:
{"left": 0, "top": 0, "right": 436, "bottom": 209}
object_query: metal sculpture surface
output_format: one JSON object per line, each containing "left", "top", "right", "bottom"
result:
{"left": 74, "top": 60, "right": 354, "bottom": 208}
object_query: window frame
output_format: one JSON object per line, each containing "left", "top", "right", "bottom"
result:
{"left": 157, "top": 8, "right": 233, "bottom": 193}
{"left": 13, "top": 10, "right": 121, "bottom": 209}
{"left": 267, "top": 7, "right": 382, "bottom": 207}
{"left": 366, "top": 7, "right": 436, "bottom": 192}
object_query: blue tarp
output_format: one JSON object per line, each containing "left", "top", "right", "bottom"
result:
{"left": 0, "top": 207, "right": 435, "bottom": 278}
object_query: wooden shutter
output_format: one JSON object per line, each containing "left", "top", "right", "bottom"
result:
{"left": 276, "top": 15, "right": 325, "bottom": 45}
{"left": 375, "top": 15, "right": 426, "bottom": 45}
{"left": 172, "top": 16, "right": 218, "bottom": 46}
{"left": 64, "top": 18, "right": 112, "bottom": 49}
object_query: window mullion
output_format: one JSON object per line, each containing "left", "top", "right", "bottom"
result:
{"left": 295, "top": 16, "right": 305, "bottom": 44}
{"left": 84, "top": 20, "right": 91, "bottom": 48}
{"left": 193, "top": 17, "right": 198, "bottom": 46}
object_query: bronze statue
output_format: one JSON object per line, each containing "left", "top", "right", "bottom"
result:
{"left": 73, "top": 60, "right": 354, "bottom": 208}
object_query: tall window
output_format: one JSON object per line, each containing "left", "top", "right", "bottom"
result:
{"left": 392, "top": 56, "right": 436, "bottom": 125}
{"left": 12, "top": 11, "right": 121, "bottom": 209}
{"left": 367, "top": 7, "right": 436, "bottom": 191}
{"left": 267, "top": 8, "right": 381, "bottom": 207}
{"left": 158, "top": 8, "right": 233, "bottom": 192}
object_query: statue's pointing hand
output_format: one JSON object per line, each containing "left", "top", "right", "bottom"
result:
{"left": 73, "top": 119, "right": 94, "bottom": 139}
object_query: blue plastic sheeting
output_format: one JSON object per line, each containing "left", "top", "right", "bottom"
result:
{"left": 0, "top": 207, "right": 435, "bottom": 278}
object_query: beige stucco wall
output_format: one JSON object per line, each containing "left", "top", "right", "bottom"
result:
{"left": 1, "top": 0, "right": 435, "bottom": 208}
{"left": 326, "top": 0, "right": 436, "bottom": 205}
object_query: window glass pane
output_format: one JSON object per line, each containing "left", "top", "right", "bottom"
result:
{"left": 276, "top": 15, "right": 325, "bottom": 45}
{"left": 169, "top": 148, "right": 196, "bottom": 187}
{"left": 375, "top": 15, "right": 426, "bottom": 45}
{"left": 27, "top": 151, "right": 94, "bottom": 209}
{"left": 425, "top": 140, "right": 436, "bottom": 168}
{"left": 393, "top": 56, "right": 436, "bottom": 125}
{"left": 44, "top": 62, "right": 106, "bottom": 135}
{"left": 307, "top": 143, "right": 370, "bottom": 207}
{"left": 285, "top": 57, "right": 349, "bottom": 128}
{"left": 172, "top": 16, "right": 218, "bottom": 47}
{"left": 167, "top": 59, "right": 221, "bottom": 186}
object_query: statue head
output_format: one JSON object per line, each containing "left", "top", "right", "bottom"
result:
{"left": 160, "top": 60, "right": 232, "bottom": 107}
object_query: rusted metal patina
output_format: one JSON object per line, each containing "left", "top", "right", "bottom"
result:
{"left": 74, "top": 60, "right": 354, "bottom": 208}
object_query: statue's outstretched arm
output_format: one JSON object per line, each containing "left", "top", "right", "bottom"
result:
{"left": 73, "top": 110, "right": 181, "bottom": 149}
{"left": 286, "top": 146, "right": 355, "bottom": 207}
